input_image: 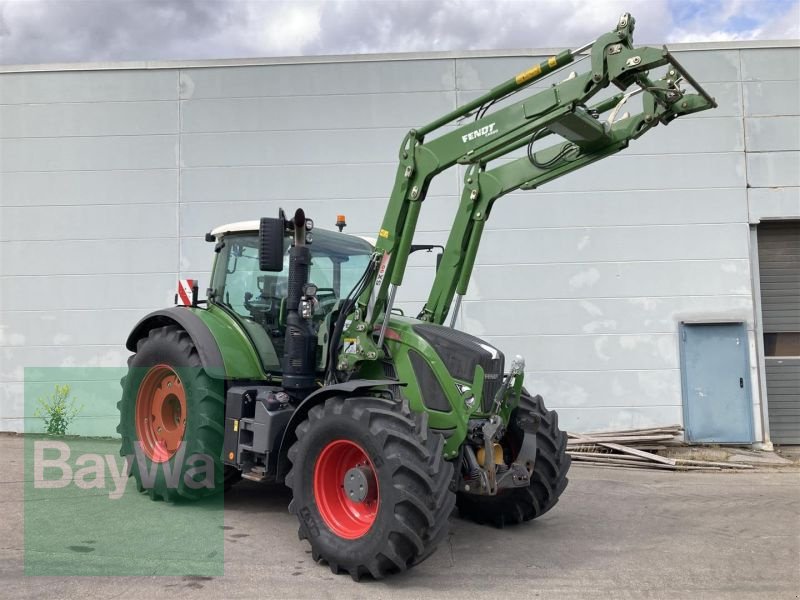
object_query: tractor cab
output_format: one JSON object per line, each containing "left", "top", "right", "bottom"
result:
{"left": 207, "top": 220, "right": 373, "bottom": 373}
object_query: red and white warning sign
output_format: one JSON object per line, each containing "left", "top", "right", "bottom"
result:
{"left": 176, "top": 279, "right": 196, "bottom": 306}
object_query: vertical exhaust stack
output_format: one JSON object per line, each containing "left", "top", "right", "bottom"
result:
{"left": 282, "top": 209, "right": 317, "bottom": 397}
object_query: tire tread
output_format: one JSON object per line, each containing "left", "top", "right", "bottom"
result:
{"left": 286, "top": 394, "right": 455, "bottom": 580}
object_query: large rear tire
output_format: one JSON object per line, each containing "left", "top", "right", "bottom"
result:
{"left": 118, "top": 325, "right": 225, "bottom": 501}
{"left": 456, "top": 393, "right": 571, "bottom": 527}
{"left": 286, "top": 395, "right": 455, "bottom": 580}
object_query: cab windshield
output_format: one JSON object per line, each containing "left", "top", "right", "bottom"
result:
{"left": 210, "top": 228, "right": 373, "bottom": 372}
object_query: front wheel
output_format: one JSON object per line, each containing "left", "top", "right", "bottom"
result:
{"left": 457, "top": 393, "right": 571, "bottom": 527}
{"left": 286, "top": 395, "right": 455, "bottom": 580}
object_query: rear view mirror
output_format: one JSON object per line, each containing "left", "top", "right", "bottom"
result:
{"left": 409, "top": 244, "right": 445, "bottom": 272}
{"left": 259, "top": 217, "right": 284, "bottom": 272}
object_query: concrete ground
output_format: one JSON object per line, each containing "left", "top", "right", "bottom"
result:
{"left": 1, "top": 434, "right": 798, "bottom": 599}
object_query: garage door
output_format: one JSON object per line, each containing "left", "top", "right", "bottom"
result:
{"left": 758, "top": 221, "right": 800, "bottom": 445}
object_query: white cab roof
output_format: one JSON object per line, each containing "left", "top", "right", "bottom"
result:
{"left": 209, "top": 220, "right": 260, "bottom": 236}
{"left": 209, "top": 221, "right": 376, "bottom": 247}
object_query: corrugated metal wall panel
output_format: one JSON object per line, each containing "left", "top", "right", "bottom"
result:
{"left": 1, "top": 45, "right": 798, "bottom": 437}
{"left": 758, "top": 222, "right": 800, "bottom": 332}
{"left": 759, "top": 222, "right": 800, "bottom": 445}
{"left": 765, "top": 359, "right": 800, "bottom": 444}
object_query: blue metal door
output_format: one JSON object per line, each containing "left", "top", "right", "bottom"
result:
{"left": 680, "top": 323, "right": 754, "bottom": 443}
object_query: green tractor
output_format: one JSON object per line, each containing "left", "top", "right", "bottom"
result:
{"left": 118, "top": 14, "right": 715, "bottom": 580}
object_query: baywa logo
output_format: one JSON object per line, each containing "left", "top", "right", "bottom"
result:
{"left": 33, "top": 440, "right": 215, "bottom": 499}
{"left": 462, "top": 122, "right": 498, "bottom": 143}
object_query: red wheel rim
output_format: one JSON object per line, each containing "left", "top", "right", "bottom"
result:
{"left": 134, "top": 365, "right": 187, "bottom": 463}
{"left": 313, "top": 440, "right": 379, "bottom": 539}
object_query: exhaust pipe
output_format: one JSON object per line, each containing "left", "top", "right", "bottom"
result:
{"left": 282, "top": 209, "right": 317, "bottom": 397}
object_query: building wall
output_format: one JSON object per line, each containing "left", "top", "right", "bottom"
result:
{"left": 1, "top": 43, "right": 798, "bottom": 437}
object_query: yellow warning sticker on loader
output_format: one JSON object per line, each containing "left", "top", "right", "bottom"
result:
{"left": 515, "top": 64, "right": 542, "bottom": 85}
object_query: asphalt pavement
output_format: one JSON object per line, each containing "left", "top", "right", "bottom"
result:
{"left": 1, "top": 434, "right": 798, "bottom": 599}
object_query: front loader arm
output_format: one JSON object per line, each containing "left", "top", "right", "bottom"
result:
{"left": 334, "top": 12, "right": 716, "bottom": 373}
{"left": 420, "top": 83, "right": 714, "bottom": 325}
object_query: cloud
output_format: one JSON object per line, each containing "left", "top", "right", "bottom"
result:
{"left": 304, "top": 0, "right": 672, "bottom": 54}
{"left": 0, "top": 0, "right": 255, "bottom": 64}
{"left": 254, "top": 3, "right": 322, "bottom": 55}
{"left": 667, "top": 0, "right": 800, "bottom": 42}
{"left": 0, "top": 0, "right": 796, "bottom": 66}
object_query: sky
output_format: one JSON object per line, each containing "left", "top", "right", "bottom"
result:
{"left": 0, "top": 0, "right": 798, "bottom": 65}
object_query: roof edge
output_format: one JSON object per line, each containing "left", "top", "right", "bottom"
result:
{"left": 1, "top": 39, "right": 798, "bottom": 74}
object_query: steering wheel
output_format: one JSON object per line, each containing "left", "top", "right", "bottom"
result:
{"left": 244, "top": 292, "right": 282, "bottom": 325}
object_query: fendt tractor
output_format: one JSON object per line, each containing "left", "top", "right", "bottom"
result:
{"left": 119, "top": 14, "right": 716, "bottom": 579}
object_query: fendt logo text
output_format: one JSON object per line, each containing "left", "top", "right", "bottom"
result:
{"left": 462, "top": 122, "right": 498, "bottom": 143}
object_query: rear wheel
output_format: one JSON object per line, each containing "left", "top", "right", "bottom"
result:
{"left": 118, "top": 325, "right": 225, "bottom": 501}
{"left": 286, "top": 395, "right": 455, "bottom": 580}
{"left": 457, "top": 393, "right": 571, "bottom": 527}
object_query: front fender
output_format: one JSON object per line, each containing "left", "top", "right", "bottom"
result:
{"left": 275, "top": 379, "right": 401, "bottom": 482}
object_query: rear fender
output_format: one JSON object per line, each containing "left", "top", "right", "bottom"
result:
{"left": 275, "top": 379, "right": 401, "bottom": 482}
{"left": 127, "top": 307, "right": 224, "bottom": 375}
{"left": 126, "top": 306, "right": 265, "bottom": 380}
